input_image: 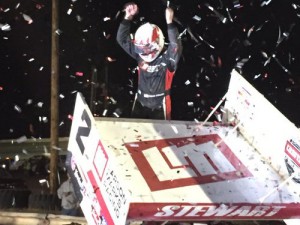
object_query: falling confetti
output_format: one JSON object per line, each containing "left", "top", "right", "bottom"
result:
{"left": 14, "top": 104, "right": 22, "bottom": 113}
{"left": 0, "top": 23, "right": 11, "bottom": 31}
{"left": 0, "top": 0, "right": 299, "bottom": 140}
{"left": 22, "top": 14, "right": 33, "bottom": 24}
{"left": 75, "top": 71, "right": 84, "bottom": 76}
{"left": 16, "top": 136, "right": 27, "bottom": 143}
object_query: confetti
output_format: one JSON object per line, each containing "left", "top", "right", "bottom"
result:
{"left": 106, "top": 56, "right": 116, "bottom": 62}
{"left": 67, "top": 7, "right": 73, "bottom": 15}
{"left": 192, "top": 15, "right": 201, "bottom": 22}
{"left": 22, "top": 149, "right": 28, "bottom": 154}
{"left": 129, "top": 143, "right": 139, "bottom": 147}
{"left": 15, "top": 3, "right": 20, "bottom": 9}
{"left": 261, "top": 0, "right": 272, "bottom": 7}
{"left": 185, "top": 80, "right": 191, "bottom": 85}
{"left": 1, "top": 0, "right": 300, "bottom": 143}
{"left": 39, "top": 179, "right": 47, "bottom": 184}
{"left": 198, "top": 35, "right": 215, "bottom": 49}
{"left": 36, "top": 4, "right": 44, "bottom": 10}
{"left": 205, "top": 3, "right": 227, "bottom": 24}
{"left": 14, "top": 155, "right": 20, "bottom": 162}
{"left": 226, "top": 8, "right": 233, "bottom": 22}
{"left": 14, "top": 104, "right": 22, "bottom": 113}
{"left": 41, "top": 117, "right": 48, "bottom": 123}
{"left": 55, "top": 29, "right": 62, "bottom": 35}
{"left": 171, "top": 125, "right": 178, "bottom": 134}
{"left": 247, "top": 26, "right": 255, "bottom": 38}
{"left": 75, "top": 71, "right": 83, "bottom": 76}
{"left": 37, "top": 102, "right": 43, "bottom": 108}
{"left": 109, "top": 97, "right": 117, "bottom": 104}
{"left": 76, "top": 15, "right": 82, "bottom": 22}
{"left": 113, "top": 112, "right": 120, "bottom": 117}
{"left": 52, "top": 146, "right": 62, "bottom": 150}
{"left": 102, "top": 109, "right": 108, "bottom": 116}
{"left": 0, "top": 23, "right": 11, "bottom": 31}
{"left": 22, "top": 14, "right": 33, "bottom": 24}
{"left": 254, "top": 74, "right": 261, "bottom": 80}
{"left": 187, "top": 28, "right": 199, "bottom": 43}
{"left": 26, "top": 99, "right": 33, "bottom": 105}
{"left": 233, "top": 0, "right": 242, "bottom": 8}
{"left": 187, "top": 102, "right": 194, "bottom": 107}
{"left": 178, "top": 28, "right": 187, "bottom": 40}
{"left": 16, "top": 136, "right": 27, "bottom": 143}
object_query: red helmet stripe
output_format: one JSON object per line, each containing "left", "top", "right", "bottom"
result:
{"left": 152, "top": 27, "right": 159, "bottom": 43}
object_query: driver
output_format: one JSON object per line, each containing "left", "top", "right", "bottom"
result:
{"left": 116, "top": 2, "right": 182, "bottom": 120}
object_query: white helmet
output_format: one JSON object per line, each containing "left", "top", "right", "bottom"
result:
{"left": 134, "top": 23, "right": 165, "bottom": 62}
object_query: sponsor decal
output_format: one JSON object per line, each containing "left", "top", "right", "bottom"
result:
{"left": 93, "top": 141, "right": 109, "bottom": 181}
{"left": 154, "top": 204, "right": 284, "bottom": 217}
{"left": 88, "top": 170, "right": 114, "bottom": 225}
{"left": 285, "top": 140, "right": 300, "bottom": 167}
{"left": 284, "top": 140, "right": 300, "bottom": 183}
{"left": 102, "top": 167, "right": 128, "bottom": 220}
{"left": 125, "top": 134, "right": 252, "bottom": 191}
{"left": 127, "top": 202, "right": 300, "bottom": 220}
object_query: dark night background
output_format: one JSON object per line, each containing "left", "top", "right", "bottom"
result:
{"left": 1, "top": 0, "right": 300, "bottom": 140}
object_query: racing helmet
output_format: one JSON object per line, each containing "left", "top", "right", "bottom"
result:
{"left": 134, "top": 23, "right": 165, "bottom": 62}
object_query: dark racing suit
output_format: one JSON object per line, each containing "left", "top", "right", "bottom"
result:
{"left": 116, "top": 19, "right": 182, "bottom": 120}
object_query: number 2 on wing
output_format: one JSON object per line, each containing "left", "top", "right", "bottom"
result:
{"left": 76, "top": 109, "right": 91, "bottom": 154}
